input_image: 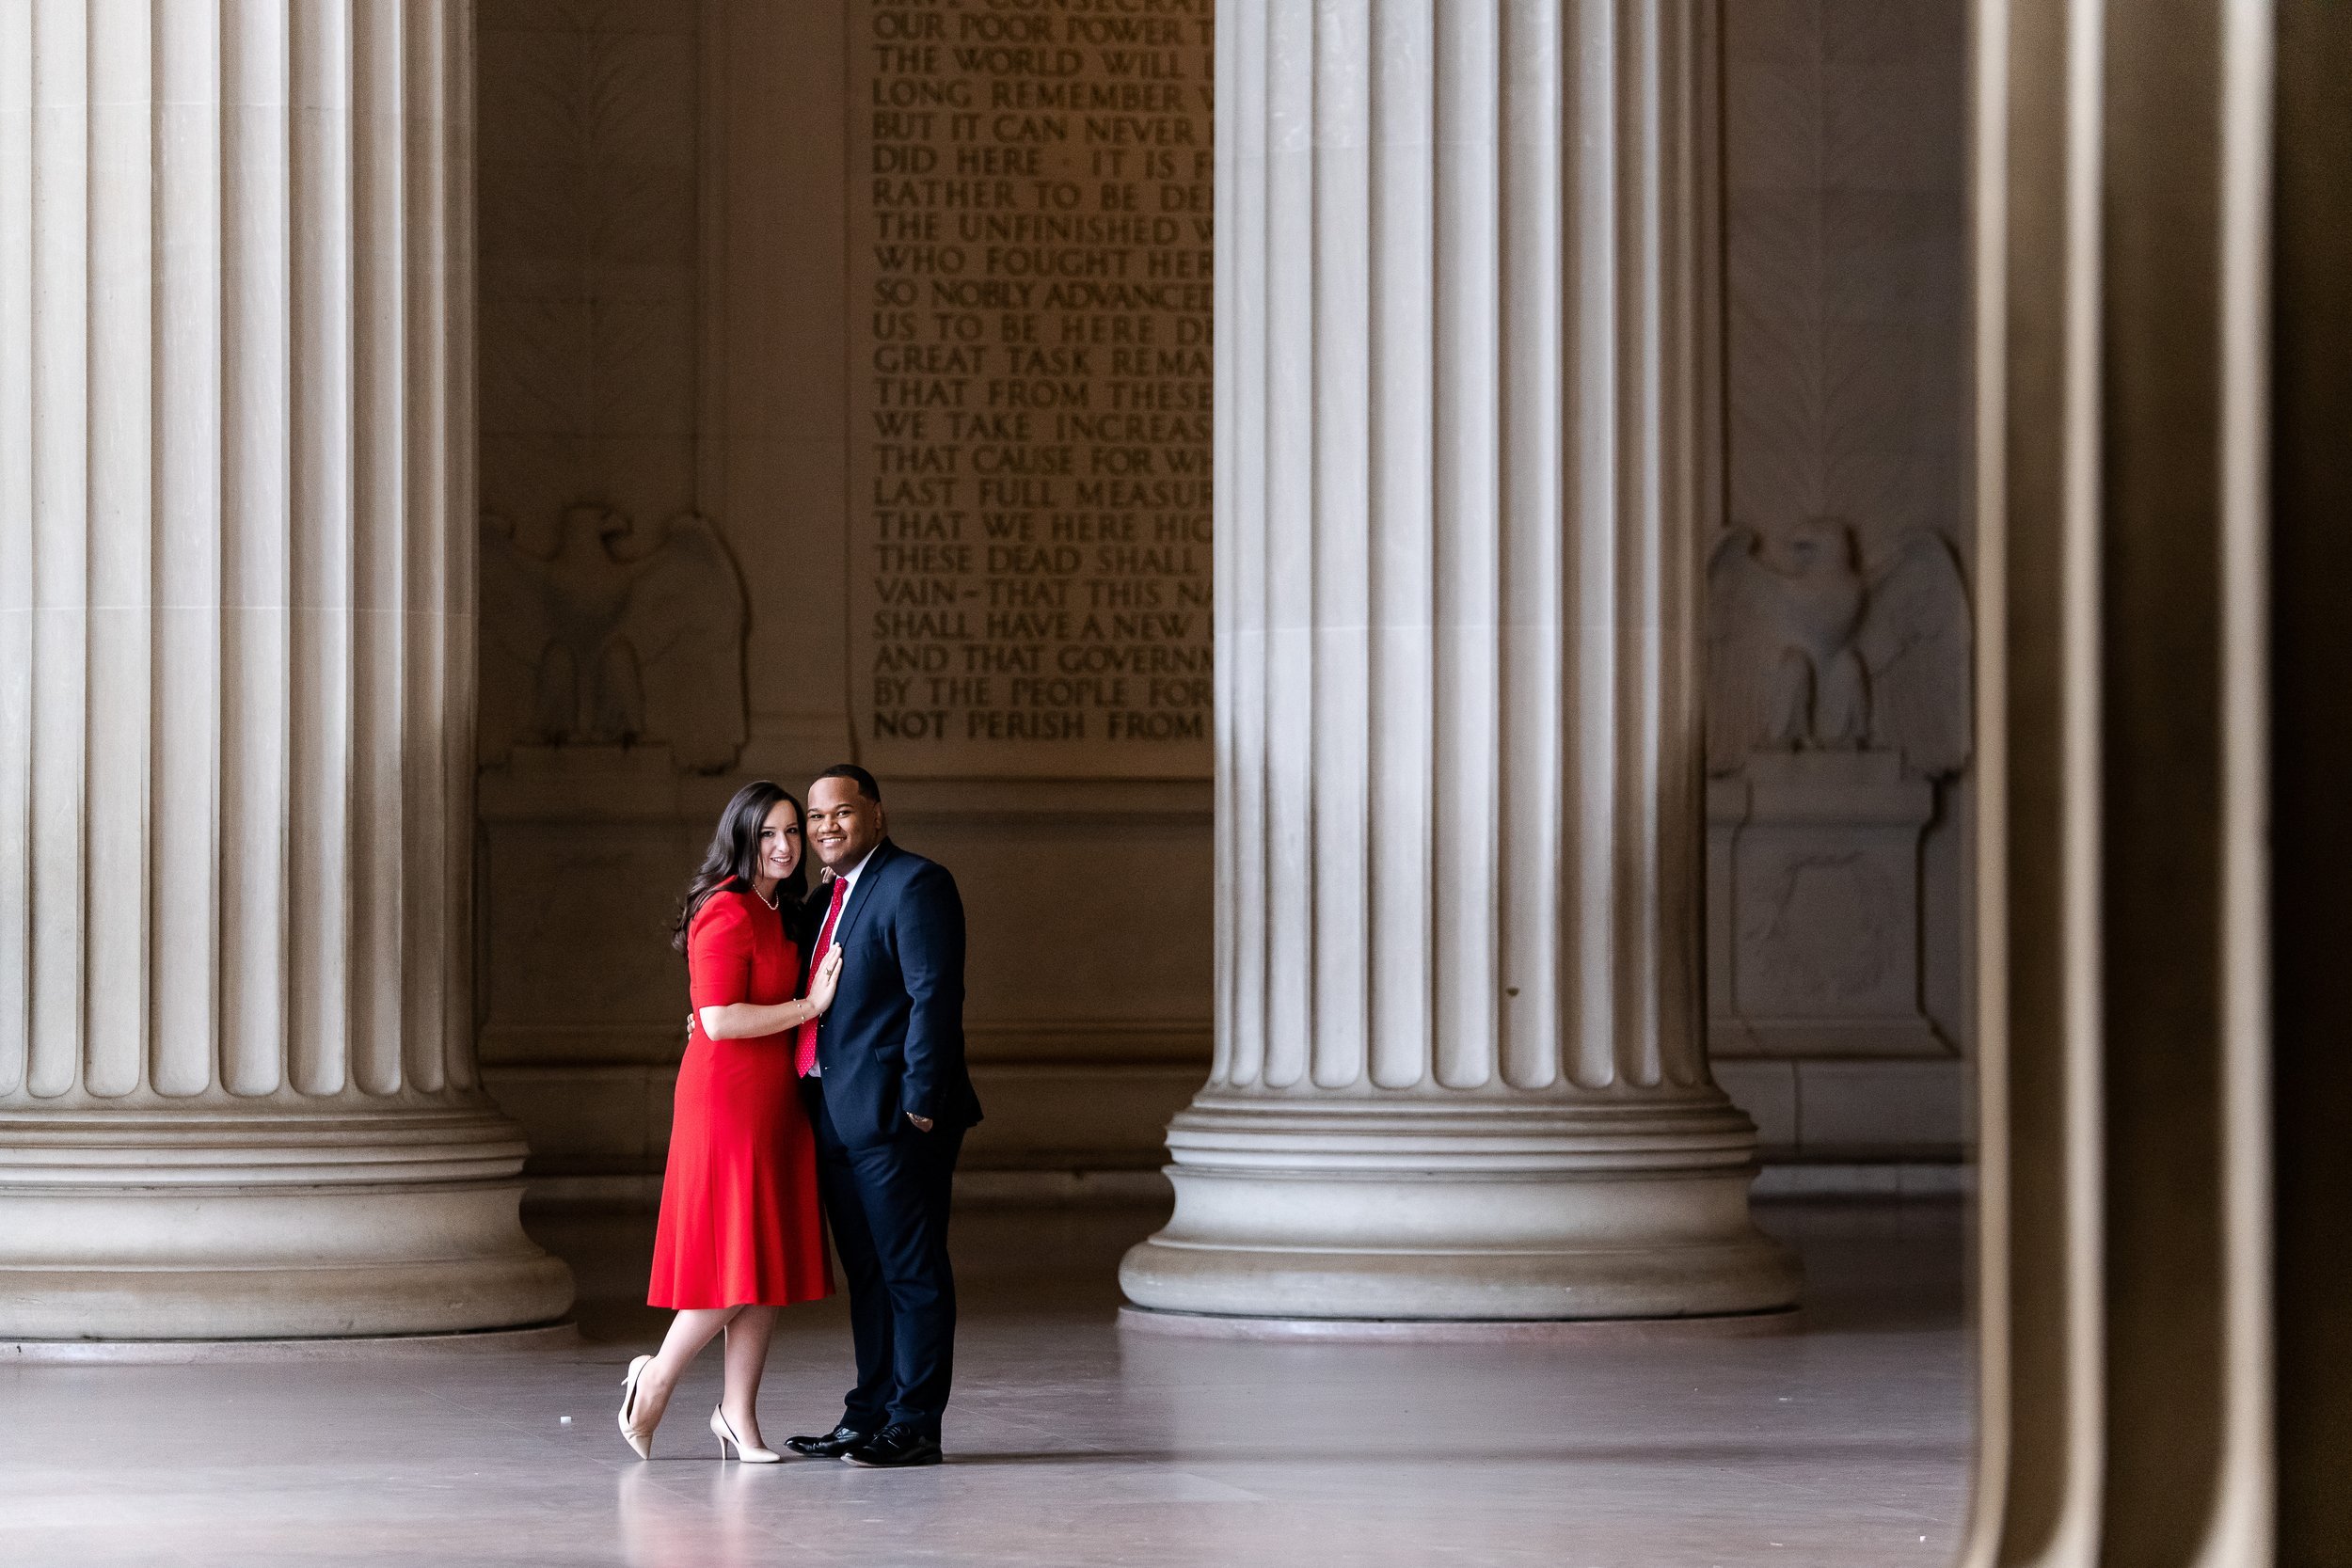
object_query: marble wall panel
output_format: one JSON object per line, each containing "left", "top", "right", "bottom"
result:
{"left": 476, "top": 818, "right": 705, "bottom": 1060}
{"left": 888, "top": 785, "right": 1213, "bottom": 1028}
{"left": 1796, "top": 1060, "right": 1967, "bottom": 1157}
{"left": 1724, "top": 0, "right": 1968, "bottom": 552}
{"left": 1715, "top": 0, "right": 1974, "bottom": 1069}
{"left": 477, "top": 1, "right": 702, "bottom": 559}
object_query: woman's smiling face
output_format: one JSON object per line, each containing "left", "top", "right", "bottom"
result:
{"left": 756, "top": 799, "right": 803, "bottom": 886}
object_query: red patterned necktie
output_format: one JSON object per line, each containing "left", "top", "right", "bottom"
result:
{"left": 795, "top": 877, "right": 849, "bottom": 1077}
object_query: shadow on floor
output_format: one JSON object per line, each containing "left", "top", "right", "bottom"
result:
{"left": 526, "top": 1192, "right": 1965, "bottom": 1343}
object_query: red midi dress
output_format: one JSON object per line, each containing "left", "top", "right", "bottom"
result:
{"left": 646, "top": 883, "right": 832, "bottom": 1307}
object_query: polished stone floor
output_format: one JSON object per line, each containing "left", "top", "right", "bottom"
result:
{"left": 2, "top": 1198, "right": 1969, "bottom": 1568}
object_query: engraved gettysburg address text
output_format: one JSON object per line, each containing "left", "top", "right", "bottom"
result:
{"left": 850, "top": 0, "right": 1214, "bottom": 776}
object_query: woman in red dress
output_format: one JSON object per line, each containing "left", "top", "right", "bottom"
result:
{"left": 618, "top": 782, "right": 843, "bottom": 1462}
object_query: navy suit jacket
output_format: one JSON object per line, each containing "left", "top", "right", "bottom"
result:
{"left": 803, "top": 839, "right": 982, "bottom": 1149}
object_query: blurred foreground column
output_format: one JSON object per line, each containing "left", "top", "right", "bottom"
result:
{"left": 0, "top": 1, "right": 573, "bottom": 1338}
{"left": 1120, "top": 0, "right": 1800, "bottom": 1323}
{"left": 1965, "top": 0, "right": 2348, "bottom": 1560}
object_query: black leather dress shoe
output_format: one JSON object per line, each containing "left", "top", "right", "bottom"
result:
{"left": 785, "top": 1425, "right": 868, "bottom": 1459}
{"left": 841, "top": 1424, "right": 943, "bottom": 1467}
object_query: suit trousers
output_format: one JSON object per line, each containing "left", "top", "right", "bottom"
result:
{"left": 802, "top": 1077, "right": 963, "bottom": 1436}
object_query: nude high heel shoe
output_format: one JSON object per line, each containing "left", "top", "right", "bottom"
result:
{"left": 710, "top": 1405, "right": 782, "bottom": 1464}
{"left": 618, "top": 1354, "right": 656, "bottom": 1459}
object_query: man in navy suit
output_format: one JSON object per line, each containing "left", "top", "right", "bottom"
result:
{"left": 784, "top": 765, "right": 981, "bottom": 1468}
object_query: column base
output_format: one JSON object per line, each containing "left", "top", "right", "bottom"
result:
{"left": 0, "top": 1106, "right": 577, "bottom": 1339}
{"left": 0, "top": 1323, "right": 581, "bottom": 1364}
{"left": 1119, "top": 1093, "right": 1804, "bottom": 1321}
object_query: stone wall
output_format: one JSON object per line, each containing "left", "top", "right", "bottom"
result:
{"left": 469, "top": 0, "right": 1972, "bottom": 1190}
{"left": 1708, "top": 0, "right": 1974, "bottom": 1164}
{"left": 471, "top": 1, "right": 1213, "bottom": 1191}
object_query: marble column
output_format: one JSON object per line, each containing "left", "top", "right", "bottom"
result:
{"left": 0, "top": 0, "right": 573, "bottom": 1338}
{"left": 1963, "top": 0, "right": 2335, "bottom": 1560}
{"left": 1120, "top": 0, "right": 1800, "bottom": 1322}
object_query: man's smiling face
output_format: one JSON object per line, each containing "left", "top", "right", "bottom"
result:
{"left": 807, "top": 775, "right": 884, "bottom": 873}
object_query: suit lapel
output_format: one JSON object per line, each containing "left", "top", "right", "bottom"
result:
{"left": 830, "top": 838, "right": 898, "bottom": 951}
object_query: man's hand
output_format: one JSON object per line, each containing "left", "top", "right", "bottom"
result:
{"left": 907, "top": 1114, "right": 935, "bottom": 1132}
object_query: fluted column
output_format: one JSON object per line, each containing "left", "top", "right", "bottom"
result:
{"left": 0, "top": 0, "right": 573, "bottom": 1338}
{"left": 1120, "top": 0, "right": 1798, "bottom": 1322}
{"left": 1958, "top": 0, "right": 2343, "bottom": 1560}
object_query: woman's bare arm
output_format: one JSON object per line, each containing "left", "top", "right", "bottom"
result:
{"left": 696, "top": 945, "right": 843, "bottom": 1041}
{"left": 698, "top": 998, "right": 813, "bottom": 1040}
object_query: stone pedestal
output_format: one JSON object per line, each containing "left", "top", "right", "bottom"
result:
{"left": 1707, "top": 752, "right": 1948, "bottom": 1058}
{"left": 0, "top": 1, "right": 572, "bottom": 1338}
{"left": 1120, "top": 0, "right": 1799, "bottom": 1323}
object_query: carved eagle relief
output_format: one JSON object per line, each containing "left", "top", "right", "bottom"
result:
{"left": 1706, "top": 519, "right": 1972, "bottom": 778}
{"left": 480, "top": 505, "right": 748, "bottom": 772}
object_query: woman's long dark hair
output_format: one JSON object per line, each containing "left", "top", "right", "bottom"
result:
{"left": 671, "top": 781, "right": 807, "bottom": 953}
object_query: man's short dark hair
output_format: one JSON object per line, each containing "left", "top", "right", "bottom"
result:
{"left": 816, "top": 762, "right": 882, "bottom": 802}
